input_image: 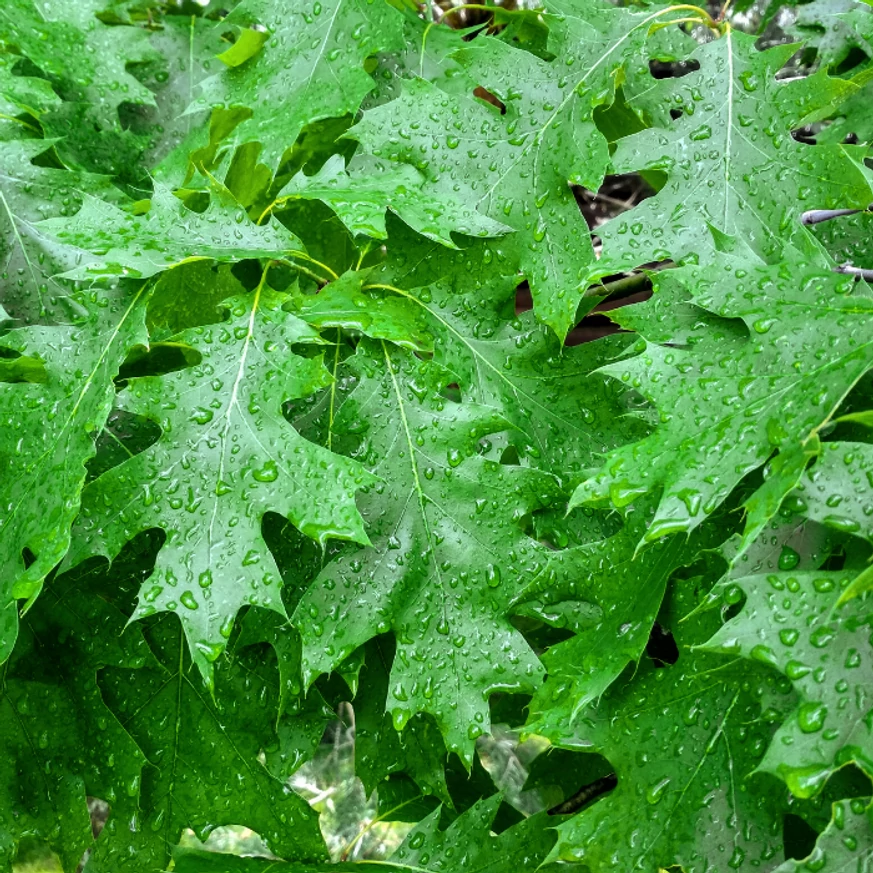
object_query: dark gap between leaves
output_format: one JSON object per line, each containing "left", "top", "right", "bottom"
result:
{"left": 646, "top": 622, "right": 679, "bottom": 667}
{"left": 782, "top": 814, "right": 819, "bottom": 862}
{"left": 576, "top": 173, "right": 655, "bottom": 232}
{"left": 474, "top": 86, "right": 506, "bottom": 114}
{"left": 649, "top": 58, "right": 700, "bottom": 79}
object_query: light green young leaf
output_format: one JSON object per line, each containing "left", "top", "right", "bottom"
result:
{"left": 841, "top": 564, "right": 873, "bottom": 604}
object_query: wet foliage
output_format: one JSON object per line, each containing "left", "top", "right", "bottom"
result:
{"left": 1, "top": 0, "right": 873, "bottom": 870}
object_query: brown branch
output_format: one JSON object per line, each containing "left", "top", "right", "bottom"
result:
{"left": 548, "top": 773, "right": 618, "bottom": 815}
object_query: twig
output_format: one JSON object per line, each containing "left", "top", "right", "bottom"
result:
{"left": 836, "top": 263, "right": 873, "bottom": 281}
{"left": 801, "top": 206, "right": 870, "bottom": 226}
{"left": 548, "top": 773, "right": 618, "bottom": 815}
{"left": 582, "top": 260, "right": 675, "bottom": 300}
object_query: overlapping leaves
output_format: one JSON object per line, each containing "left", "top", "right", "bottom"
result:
{"left": 705, "top": 570, "right": 873, "bottom": 799}
{"left": 3, "top": 0, "right": 873, "bottom": 870}
{"left": 351, "top": 0, "right": 699, "bottom": 336}
{"left": 573, "top": 245, "right": 873, "bottom": 542}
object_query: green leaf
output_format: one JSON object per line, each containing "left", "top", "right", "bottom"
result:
{"left": 596, "top": 31, "right": 872, "bottom": 273}
{"left": 233, "top": 609, "right": 334, "bottom": 777}
{"left": 278, "top": 154, "right": 511, "bottom": 245}
{"left": 524, "top": 509, "right": 716, "bottom": 731}
{"left": 0, "top": 0, "right": 160, "bottom": 178}
{"left": 146, "top": 260, "right": 248, "bottom": 341}
{"left": 0, "top": 0, "right": 157, "bottom": 125}
{"left": 290, "top": 269, "right": 436, "bottom": 353}
{"left": 40, "top": 184, "right": 303, "bottom": 279}
{"left": 294, "top": 341, "right": 561, "bottom": 762}
{"left": 813, "top": 209, "right": 873, "bottom": 273}
{"left": 173, "top": 850, "right": 375, "bottom": 873}
{"left": 93, "top": 613, "right": 327, "bottom": 870}
{"left": 835, "top": 410, "right": 873, "bottom": 428}
{"left": 0, "top": 54, "right": 59, "bottom": 122}
{"left": 786, "top": 441, "right": 873, "bottom": 542}
{"left": 725, "top": 511, "right": 837, "bottom": 585}
{"left": 351, "top": 1, "right": 669, "bottom": 338}
{"left": 790, "top": 0, "right": 873, "bottom": 69}
{"left": 0, "top": 544, "right": 151, "bottom": 872}
{"left": 536, "top": 577, "right": 795, "bottom": 871}
{"left": 6, "top": 0, "right": 873, "bottom": 864}
{"left": 66, "top": 287, "right": 373, "bottom": 682}
{"left": 739, "top": 442, "right": 821, "bottom": 556}
{"left": 348, "top": 637, "right": 450, "bottom": 803}
{"left": 841, "top": 564, "right": 873, "bottom": 604}
{"left": 389, "top": 797, "right": 556, "bottom": 871}
{"left": 363, "top": 10, "right": 475, "bottom": 107}
{"left": 0, "top": 351, "right": 45, "bottom": 382}
{"left": 0, "top": 285, "right": 148, "bottom": 662}
{"left": 0, "top": 138, "right": 104, "bottom": 323}
{"left": 370, "top": 223, "right": 649, "bottom": 477}
{"left": 137, "top": 14, "right": 230, "bottom": 168}
{"left": 194, "top": 0, "right": 404, "bottom": 170}
{"left": 704, "top": 569, "right": 873, "bottom": 798}
{"left": 573, "top": 246, "right": 873, "bottom": 541}
{"left": 818, "top": 77, "right": 873, "bottom": 144}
